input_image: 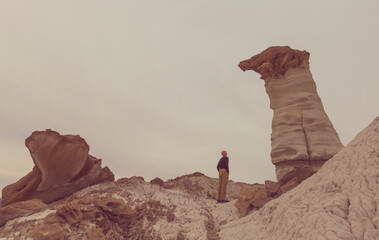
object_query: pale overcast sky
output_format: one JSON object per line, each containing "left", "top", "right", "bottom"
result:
{"left": 1, "top": 1, "right": 378, "bottom": 196}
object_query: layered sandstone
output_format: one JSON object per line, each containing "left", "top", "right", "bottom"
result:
{"left": 239, "top": 46, "right": 344, "bottom": 180}
{"left": 1, "top": 129, "right": 114, "bottom": 207}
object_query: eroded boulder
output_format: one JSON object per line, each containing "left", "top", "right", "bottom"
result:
{"left": 1, "top": 129, "right": 114, "bottom": 207}
{"left": 239, "top": 46, "right": 344, "bottom": 181}
{"left": 234, "top": 166, "right": 316, "bottom": 217}
{"left": 234, "top": 184, "right": 269, "bottom": 217}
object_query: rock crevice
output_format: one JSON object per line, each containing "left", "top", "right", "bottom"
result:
{"left": 301, "top": 111, "right": 311, "bottom": 165}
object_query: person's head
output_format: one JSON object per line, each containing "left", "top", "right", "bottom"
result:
{"left": 221, "top": 150, "right": 227, "bottom": 156}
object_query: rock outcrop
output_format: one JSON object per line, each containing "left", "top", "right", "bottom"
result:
{"left": 220, "top": 116, "right": 379, "bottom": 239}
{"left": 162, "top": 172, "right": 252, "bottom": 200}
{"left": 0, "top": 172, "right": 249, "bottom": 240}
{"left": 234, "top": 166, "right": 315, "bottom": 217}
{"left": 1, "top": 129, "right": 114, "bottom": 207}
{"left": 239, "top": 46, "right": 344, "bottom": 180}
{"left": 0, "top": 199, "right": 47, "bottom": 227}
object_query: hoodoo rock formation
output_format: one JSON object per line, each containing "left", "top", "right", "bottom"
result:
{"left": 1, "top": 129, "right": 114, "bottom": 207}
{"left": 239, "top": 46, "right": 344, "bottom": 180}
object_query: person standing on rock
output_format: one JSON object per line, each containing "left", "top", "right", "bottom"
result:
{"left": 217, "top": 150, "right": 229, "bottom": 203}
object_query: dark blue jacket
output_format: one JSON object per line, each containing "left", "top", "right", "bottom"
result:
{"left": 217, "top": 156, "right": 229, "bottom": 174}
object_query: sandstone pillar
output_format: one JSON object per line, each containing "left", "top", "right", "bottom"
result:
{"left": 239, "top": 46, "right": 343, "bottom": 181}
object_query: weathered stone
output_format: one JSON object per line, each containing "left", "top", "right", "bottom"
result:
{"left": 278, "top": 166, "right": 316, "bottom": 194}
{"left": 234, "top": 198, "right": 253, "bottom": 217}
{"left": 176, "top": 231, "right": 186, "bottom": 240}
{"left": 29, "top": 223, "right": 65, "bottom": 240}
{"left": 1, "top": 166, "right": 42, "bottom": 207}
{"left": 264, "top": 180, "right": 280, "bottom": 197}
{"left": 166, "top": 213, "right": 175, "bottom": 222}
{"left": 234, "top": 168, "right": 316, "bottom": 218}
{"left": 1, "top": 129, "right": 114, "bottom": 207}
{"left": 239, "top": 46, "right": 344, "bottom": 181}
{"left": 205, "top": 214, "right": 220, "bottom": 240}
{"left": 86, "top": 228, "right": 107, "bottom": 240}
{"left": 150, "top": 177, "right": 165, "bottom": 187}
{"left": 234, "top": 184, "right": 271, "bottom": 217}
{"left": 0, "top": 199, "right": 47, "bottom": 227}
{"left": 239, "top": 46, "right": 309, "bottom": 79}
{"left": 96, "top": 197, "right": 135, "bottom": 226}
{"left": 56, "top": 201, "right": 84, "bottom": 225}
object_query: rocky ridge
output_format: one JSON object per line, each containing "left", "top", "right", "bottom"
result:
{"left": 0, "top": 173, "right": 251, "bottom": 240}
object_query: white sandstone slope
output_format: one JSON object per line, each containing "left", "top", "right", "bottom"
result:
{"left": 220, "top": 116, "right": 379, "bottom": 240}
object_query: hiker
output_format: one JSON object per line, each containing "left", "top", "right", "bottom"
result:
{"left": 217, "top": 150, "right": 229, "bottom": 203}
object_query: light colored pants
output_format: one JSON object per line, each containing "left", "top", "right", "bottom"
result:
{"left": 218, "top": 169, "right": 229, "bottom": 201}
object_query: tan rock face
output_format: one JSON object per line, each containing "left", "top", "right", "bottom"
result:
{"left": 234, "top": 166, "right": 315, "bottom": 217}
{"left": 26, "top": 131, "right": 90, "bottom": 191}
{"left": 29, "top": 222, "right": 65, "bottom": 240}
{"left": 239, "top": 46, "right": 343, "bottom": 180}
{"left": 234, "top": 184, "right": 269, "bottom": 217}
{"left": 1, "top": 129, "right": 114, "bottom": 207}
{"left": 278, "top": 166, "right": 316, "bottom": 193}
